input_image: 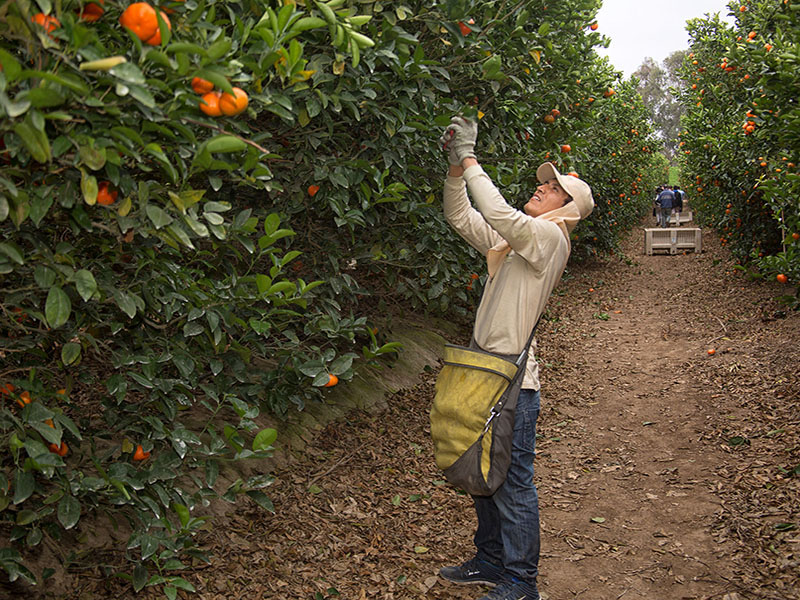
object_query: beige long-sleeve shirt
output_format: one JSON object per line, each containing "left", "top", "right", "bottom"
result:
{"left": 443, "top": 165, "right": 571, "bottom": 390}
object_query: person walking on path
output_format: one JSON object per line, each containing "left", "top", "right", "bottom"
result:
{"left": 436, "top": 115, "right": 594, "bottom": 600}
{"left": 672, "top": 185, "right": 683, "bottom": 226}
{"left": 653, "top": 186, "right": 663, "bottom": 226}
{"left": 656, "top": 186, "right": 675, "bottom": 228}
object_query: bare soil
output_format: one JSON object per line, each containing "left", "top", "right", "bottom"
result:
{"left": 11, "top": 222, "right": 800, "bottom": 600}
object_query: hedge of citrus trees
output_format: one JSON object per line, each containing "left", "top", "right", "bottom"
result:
{"left": 0, "top": 0, "right": 661, "bottom": 593}
{"left": 676, "top": 0, "right": 799, "bottom": 306}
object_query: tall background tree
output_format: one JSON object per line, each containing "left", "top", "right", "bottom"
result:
{"left": 632, "top": 50, "right": 687, "bottom": 161}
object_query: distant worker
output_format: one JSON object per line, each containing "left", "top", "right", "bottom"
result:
{"left": 656, "top": 186, "right": 675, "bottom": 229}
{"left": 653, "top": 186, "right": 663, "bottom": 226}
{"left": 672, "top": 185, "right": 683, "bottom": 226}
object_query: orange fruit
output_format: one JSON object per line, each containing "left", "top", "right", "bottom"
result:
{"left": 48, "top": 441, "right": 68, "bottom": 456}
{"left": 776, "top": 273, "right": 788, "bottom": 283}
{"left": 560, "top": 144, "right": 571, "bottom": 153}
{"left": 323, "top": 374, "right": 339, "bottom": 388}
{"left": 119, "top": 3, "right": 171, "bottom": 46}
{"left": 543, "top": 114, "right": 555, "bottom": 124}
{"left": 79, "top": 0, "right": 105, "bottom": 22}
{"left": 458, "top": 21, "right": 471, "bottom": 35}
{"left": 590, "top": 22, "right": 598, "bottom": 31}
{"left": 0, "top": 383, "right": 15, "bottom": 397}
{"left": 16, "top": 391, "right": 32, "bottom": 408}
{"left": 567, "top": 172, "right": 579, "bottom": 178}
{"left": 792, "top": 232, "right": 799, "bottom": 241}
{"left": 191, "top": 77, "right": 214, "bottom": 94}
{"left": 550, "top": 108, "right": 560, "bottom": 117}
{"left": 31, "top": 12, "right": 60, "bottom": 34}
{"left": 707, "top": 348, "right": 716, "bottom": 355}
{"left": 199, "top": 91, "right": 222, "bottom": 117}
{"left": 97, "top": 181, "right": 118, "bottom": 206}
{"left": 133, "top": 444, "right": 151, "bottom": 461}
{"left": 219, "top": 87, "right": 249, "bottom": 116}
{"left": 307, "top": 184, "right": 320, "bottom": 197}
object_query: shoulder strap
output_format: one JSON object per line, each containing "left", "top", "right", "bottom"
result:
{"left": 515, "top": 314, "right": 543, "bottom": 367}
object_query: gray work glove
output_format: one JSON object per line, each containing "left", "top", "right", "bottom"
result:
{"left": 447, "top": 116, "right": 478, "bottom": 163}
{"left": 439, "top": 127, "right": 461, "bottom": 166}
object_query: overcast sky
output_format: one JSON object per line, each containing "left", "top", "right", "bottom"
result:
{"left": 594, "top": 0, "right": 737, "bottom": 77}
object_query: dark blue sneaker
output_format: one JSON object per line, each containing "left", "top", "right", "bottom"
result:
{"left": 438, "top": 556, "right": 504, "bottom": 586}
{"left": 479, "top": 577, "right": 540, "bottom": 600}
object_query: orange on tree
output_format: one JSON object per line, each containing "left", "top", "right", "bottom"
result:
{"left": 560, "top": 144, "right": 571, "bottom": 153}
{"left": 31, "top": 13, "right": 60, "bottom": 34}
{"left": 307, "top": 184, "right": 320, "bottom": 197}
{"left": 79, "top": 0, "right": 105, "bottom": 22}
{"left": 16, "top": 391, "right": 32, "bottom": 408}
{"left": 219, "top": 87, "right": 249, "bottom": 116}
{"left": 776, "top": 273, "right": 788, "bottom": 283}
{"left": 590, "top": 22, "right": 598, "bottom": 31}
{"left": 48, "top": 441, "right": 68, "bottom": 456}
{"left": 96, "top": 181, "right": 118, "bottom": 206}
{"left": 191, "top": 77, "right": 214, "bottom": 94}
{"left": 133, "top": 444, "right": 151, "bottom": 461}
{"left": 119, "top": 3, "right": 171, "bottom": 46}
{"left": 323, "top": 374, "right": 338, "bottom": 388}
{"left": 199, "top": 91, "right": 222, "bottom": 117}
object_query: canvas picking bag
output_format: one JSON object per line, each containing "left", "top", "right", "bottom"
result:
{"left": 430, "top": 321, "right": 539, "bottom": 497}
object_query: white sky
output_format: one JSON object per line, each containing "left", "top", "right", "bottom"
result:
{"left": 595, "top": 0, "right": 737, "bottom": 77}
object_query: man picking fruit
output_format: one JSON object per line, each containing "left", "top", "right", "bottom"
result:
{"left": 437, "top": 115, "right": 594, "bottom": 600}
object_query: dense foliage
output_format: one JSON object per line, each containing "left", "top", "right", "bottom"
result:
{"left": 0, "top": 0, "right": 663, "bottom": 593}
{"left": 676, "top": 0, "right": 799, "bottom": 305}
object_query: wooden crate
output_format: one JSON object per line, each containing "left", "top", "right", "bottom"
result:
{"left": 644, "top": 228, "right": 702, "bottom": 255}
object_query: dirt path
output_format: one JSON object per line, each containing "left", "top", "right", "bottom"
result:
{"left": 70, "top": 222, "right": 799, "bottom": 600}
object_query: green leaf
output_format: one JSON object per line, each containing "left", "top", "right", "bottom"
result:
{"left": 61, "top": 342, "right": 81, "bottom": 366}
{"left": 173, "top": 502, "right": 190, "bottom": 528}
{"left": 205, "top": 135, "right": 247, "bottom": 154}
{"left": 146, "top": 204, "right": 173, "bottom": 229}
{"left": 80, "top": 169, "right": 98, "bottom": 205}
{"left": 246, "top": 490, "right": 275, "bottom": 512}
{"left": 133, "top": 564, "right": 148, "bottom": 592}
{"left": 13, "top": 471, "right": 35, "bottom": 504}
{"left": 73, "top": 269, "right": 97, "bottom": 301}
{"left": 57, "top": 495, "right": 81, "bottom": 529}
{"left": 45, "top": 286, "right": 71, "bottom": 328}
{"left": 0, "top": 242, "right": 24, "bottom": 265}
{"left": 0, "top": 48, "right": 23, "bottom": 81}
{"left": 79, "top": 143, "right": 107, "bottom": 171}
{"left": 252, "top": 428, "right": 277, "bottom": 451}
{"left": 13, "top": 115, "right": 51, "bottom": 163}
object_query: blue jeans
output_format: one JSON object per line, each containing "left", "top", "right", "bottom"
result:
{"left": 472, "top": 388, "right": 540, "bottom": 585}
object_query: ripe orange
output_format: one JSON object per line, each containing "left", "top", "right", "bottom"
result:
{"left": 567, "top": 172, "right": 579, "bottom": 178}
{"left": 49, "top": 441, "right": 68, "bottom": 456}
{"left": 219, "top": 87, "right": 249, "bottom": 116}
{"left": 543, "top": 114, "right": 555, "bottom": 124}
{"left": 0, "top": 383, "right": 15, "bottom": 397}
{"left": 560, "top": 144, "right": 571, "bottom": 153}
{"left": 308, "top": 184, "right": 320, "bottom": 197}
{"left": 323, "top": 374, "right": 339, "bottom": 388}
{"left": 776, "top": 273, "right": 788, "bottom": 283}
{"left": 133, "top": 444, "right": 151, "bottom": 461}
{"left": 16, "top": 391, "right": 32, "bottom": 408}
{"left": 458, "top": 21, "right": 471, "bottom": 35}
{"left": 97, "top": 181, "right": 118, "bottom": 205}
{"left": 792, "top": 232, "right": 799, "bottom": 241}
{"left": 79, "top": 0, "right": 105, "bottom": 22}
{"left": 590, "top": 22, "right": 598, "bottom": 31}
{"left": 199, "top": 91, "right": 222, "bottom": 117}
{"left": 191, "top": 77, "right": 214, "bottom": 94}
{"left": 550, "top": 108, "right": 560, "bottom": 117}
{"left": 707, "top": 348, "right": 716, "bottom": 355}
{"left": 119, "top": 3, "right": 171, "bottom": 46}
{"left": 31, "top": 12, "right": 60, "bottom": 34}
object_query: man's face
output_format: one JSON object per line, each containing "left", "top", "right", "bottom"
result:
{"left": 524, "top": 178, "right": 570, "bottom": 217}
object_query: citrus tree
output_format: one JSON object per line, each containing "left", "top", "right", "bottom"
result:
{"left": 676, "top": 0, "right": 799, "bottom": 306}
{"left": 1, "top": 0, "right": 662, "bottom": 593}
